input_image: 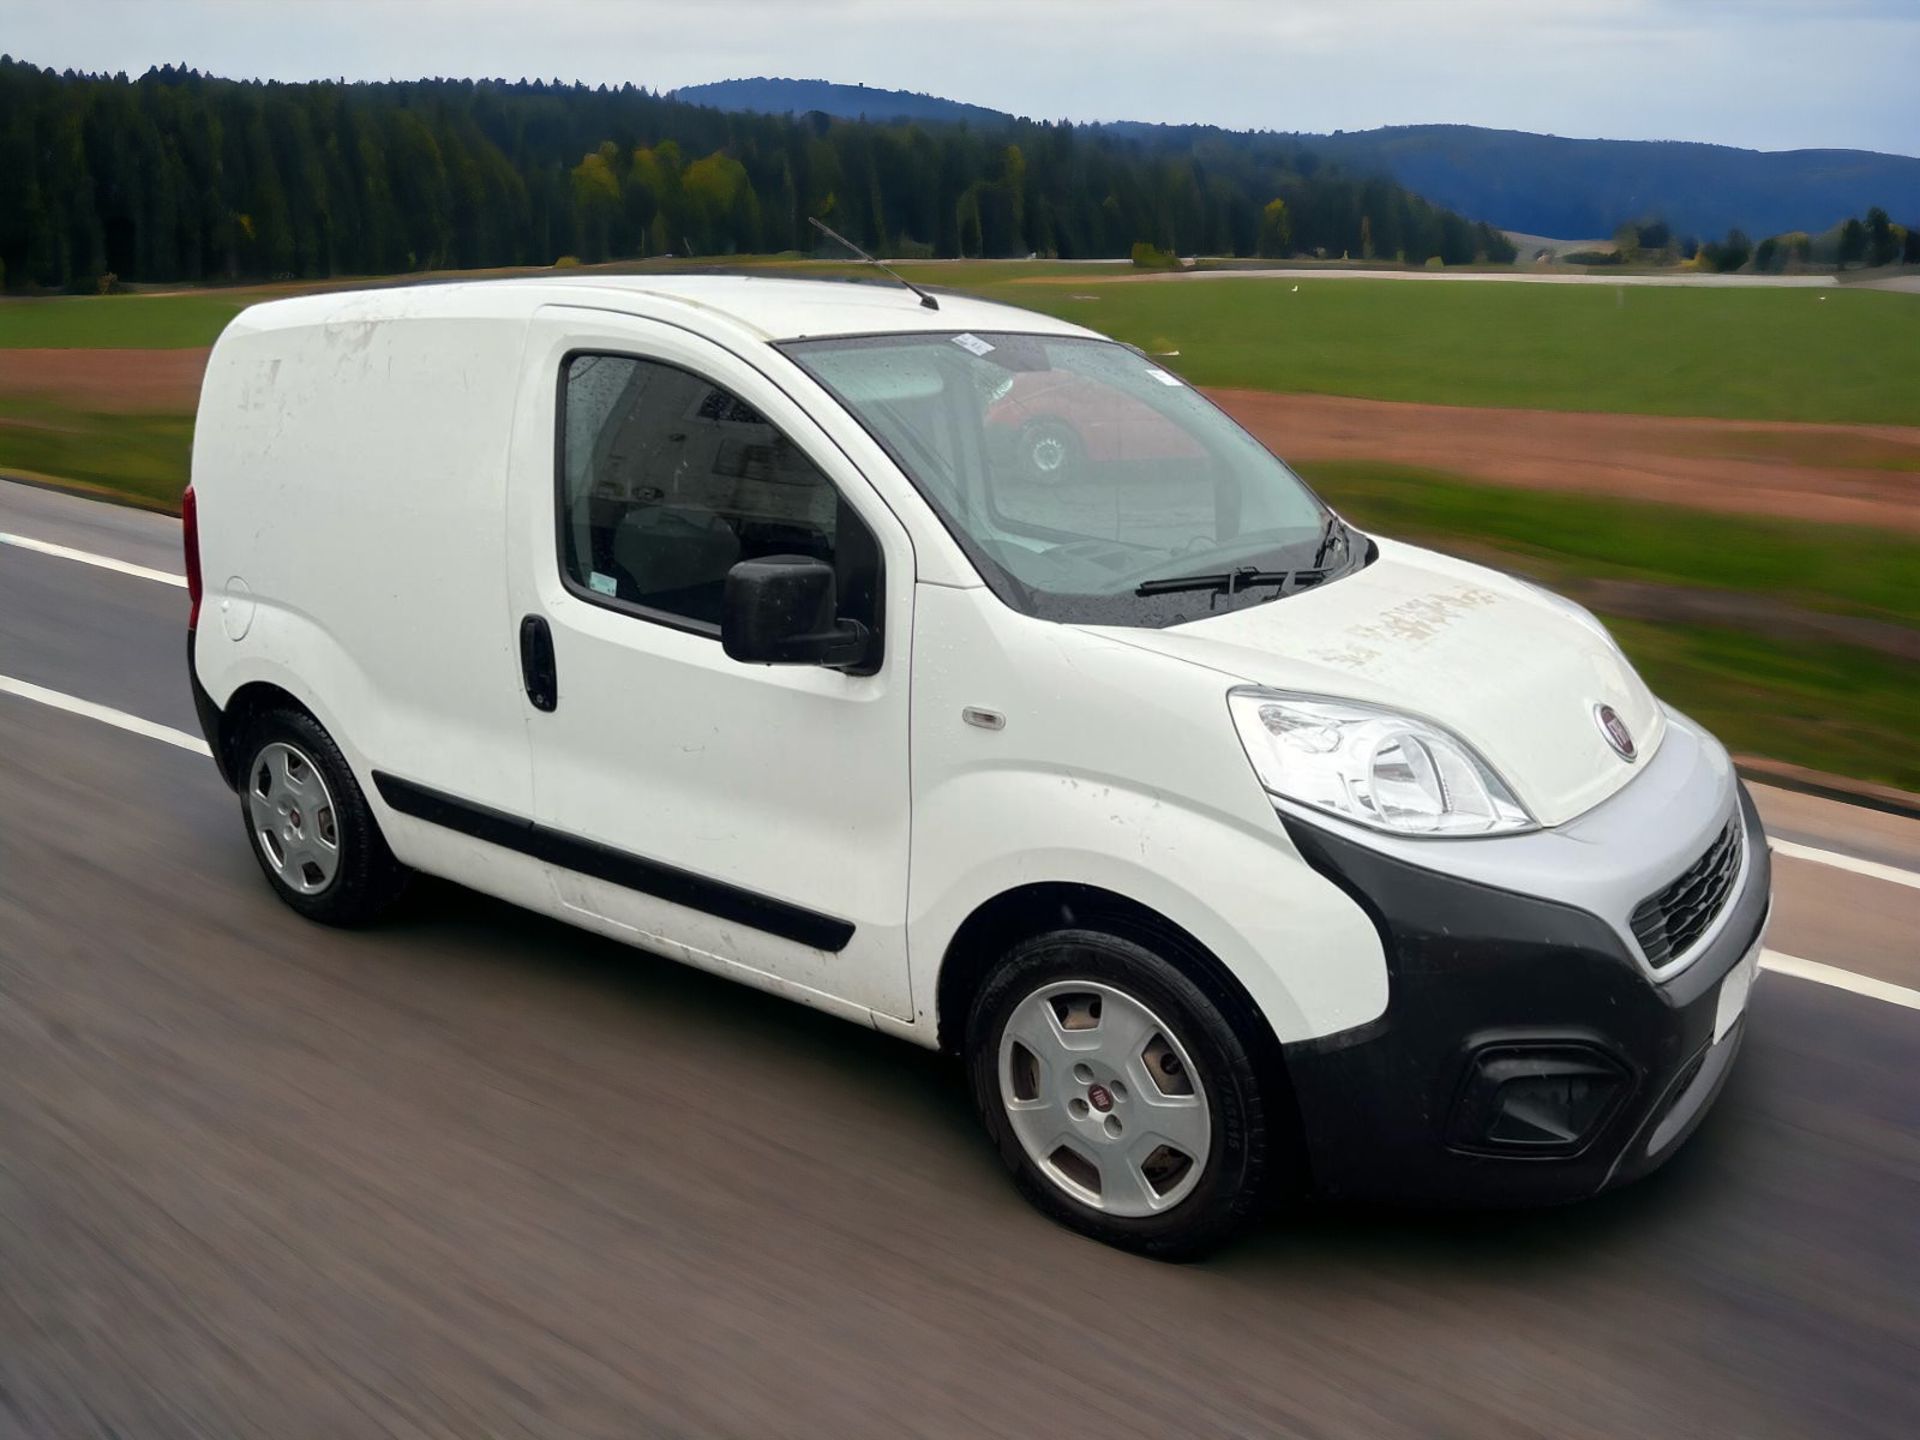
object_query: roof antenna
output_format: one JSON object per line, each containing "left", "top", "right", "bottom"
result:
{"left": 809, "top": 216, "right": 939, "bottom": 310}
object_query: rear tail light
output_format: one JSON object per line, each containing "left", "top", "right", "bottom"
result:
{"left": 182, "top": 484, "right": 204, "bottom": 629}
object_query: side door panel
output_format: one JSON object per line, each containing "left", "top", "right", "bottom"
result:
{"left": 503, "top": 306, "right": 917, "bottom": 1020}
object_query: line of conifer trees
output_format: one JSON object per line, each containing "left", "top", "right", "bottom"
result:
{"left": 0, "top": 56, "right": 1516, "bottom": 290}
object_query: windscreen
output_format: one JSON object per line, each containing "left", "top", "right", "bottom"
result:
{"left": 783, "top": 331, "right": 1362, "bottom": 627}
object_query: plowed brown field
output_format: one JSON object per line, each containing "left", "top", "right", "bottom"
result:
{"left": 1212, "top": 388, "right": 1920, "bottom": 534}
{"left": 0, "top": 347, "right": 210, "bottom": 413}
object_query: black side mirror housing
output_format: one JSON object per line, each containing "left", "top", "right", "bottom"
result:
{"left": 722, "top": 555, "right": 870, "bottom": 668}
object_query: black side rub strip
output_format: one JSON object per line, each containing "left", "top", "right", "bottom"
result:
{"left": 371, "top": 772, "right": 855, "bottom": 953}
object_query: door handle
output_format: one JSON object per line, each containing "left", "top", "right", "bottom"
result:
{"left": 519, "top": 614, "right": 557, "bottom": 712}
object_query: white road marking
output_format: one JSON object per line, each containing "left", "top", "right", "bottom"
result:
{"left": 1771, "top": 839, "right": 1920, "bottom": 893}
{"left": 1761, "top": 950, "right": 1920, "bottom": 1013}
{"left": 0, "top": 531, "right": 186, "bottom": 588}
{"left": 0, "top": 673, "right": 210, "bottom": 755}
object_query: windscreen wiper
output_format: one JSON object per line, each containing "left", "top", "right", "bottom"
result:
{"left": 1312, "top": 514, "right": 1351, "bottom": 569}
{"left": 1135, "top": 565, "right": 1324, "bottom": 598}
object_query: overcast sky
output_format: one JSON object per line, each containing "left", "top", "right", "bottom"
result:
{"left": 4, "top": 0, "right": 1916, "bottom": 155}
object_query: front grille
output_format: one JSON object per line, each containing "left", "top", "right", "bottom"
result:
{"left": 1631, "top": 819, "right": 1743, "bottom": 969}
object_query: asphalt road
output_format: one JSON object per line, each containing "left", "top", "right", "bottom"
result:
{"left": 3, "top": 479, "right": 1917, "bottom": 1439}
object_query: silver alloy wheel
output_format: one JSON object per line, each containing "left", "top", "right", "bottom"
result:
{"left": 247, "top": 741, "right": 341, "bottom": 895}
{"left": 998, "top": 979, "right": 1212, "bottom": 1217}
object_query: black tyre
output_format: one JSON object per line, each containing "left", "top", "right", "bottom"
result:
{"left": 1019, "top": 419, "right": 1082, "bottom": 483}
{"left": 236, "top": 707, "right": 409, "bottom": 926}
{"left": 966, "top": 928, "right": 1275, "bottom": 1259}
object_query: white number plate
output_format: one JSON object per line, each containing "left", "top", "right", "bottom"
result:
{"left": 1714, "top": 942, "right": 1762, "bottom": 1042}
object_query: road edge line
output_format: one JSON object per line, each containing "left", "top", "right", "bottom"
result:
{"left": 0, "top": 673, "right": 210, "bottom": 756}
{"left": 1770, "top": 839, "right": 1920, "bottom": 893}
{"left": 0, "top": 531, "right": 187, "bottom": 588}
{"left": 1761, "top": 950, "right": 1920, "bottom": 1013}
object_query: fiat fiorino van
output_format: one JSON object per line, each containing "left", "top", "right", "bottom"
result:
{"left": 186, "top": 276, "right": 1770, "bottom": 1255}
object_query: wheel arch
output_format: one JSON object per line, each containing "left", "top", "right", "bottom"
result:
{"left": 937, "top": 881, "right": 1308, "bottom": 1190}
{"left": 937, "top": 884, "right": 1289, "bottom": 1074}
{"left": 212, "top": 679, "right": 320, "bottom": 789}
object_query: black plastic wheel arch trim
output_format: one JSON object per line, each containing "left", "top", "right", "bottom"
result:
{"left": 186, "top": 629, "right": 238, "bottom": 790}
{"left": 371, "top": 771, "right": 855, "bottom": 953}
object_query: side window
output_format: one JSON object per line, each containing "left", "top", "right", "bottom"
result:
{"left": 559, "top": 353, "right": 881, "bottom": 636}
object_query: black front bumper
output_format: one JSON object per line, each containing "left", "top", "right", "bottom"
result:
{"left": 1278, "top": 784, "right": 1769, "bottom": 1205}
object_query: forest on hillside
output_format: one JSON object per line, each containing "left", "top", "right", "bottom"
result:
{"left": 0, "top": 57, "right": 1514, "bottom": 289}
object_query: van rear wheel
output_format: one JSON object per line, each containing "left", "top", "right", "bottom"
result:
{"left": 965, "top": 929, "right": 1272, "bottom": 1259}
{"left": 237, "top": 708, "right": 408, "bottom": 926}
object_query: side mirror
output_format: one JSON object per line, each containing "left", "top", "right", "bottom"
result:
{"left": 722, "top": 555, "right": 870, "bottom": 668}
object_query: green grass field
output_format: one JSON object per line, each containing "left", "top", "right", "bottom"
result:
{"left": 965, "top": 277, "right": 1920, "bottom": 426}
{"left": 1609, "top": 620, "right": 1919, "bottom": 794}
{"left": 0, "top": 292, "right": 253, "bottom": 349}
{"left": 1296, "top": 461, "right": 1920, "bottom": 628}
{"left": 10, "top": 267, "right": 1918, "bottom": 427}
{"left": 0, "top": 398, "right": 191, "bottom": 507}
{"left": 0, "top": 261, "right": 1100, "bottom": 351}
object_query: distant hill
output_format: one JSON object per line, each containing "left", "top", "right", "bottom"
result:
{"left": 680, "top": 78, "right": 1920, "bottom": 240}
{"left": 673, "top": 78, "right": 1008, "bottom": 128}
{"left": 1297, "top": 125, "right": 1920, "bottom": 241}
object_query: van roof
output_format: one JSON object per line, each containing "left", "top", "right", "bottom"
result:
{"left": 227, "top": 273, "right": 1102, "bottom": 345}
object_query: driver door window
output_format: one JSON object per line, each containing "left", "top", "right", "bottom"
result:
{"left": 559, "top": 353, "right": 879, "bottom": 635}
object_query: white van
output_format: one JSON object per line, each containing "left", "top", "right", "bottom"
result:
{"left": 186, "top": 276, "right": 1771, "bottom": 1256}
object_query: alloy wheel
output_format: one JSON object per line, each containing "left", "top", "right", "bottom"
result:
{"left": 247, "top": 741, "right": 341, "bottom": 895}
{"left": 998, "top": 980, "right": 1212, "bottom": 1216}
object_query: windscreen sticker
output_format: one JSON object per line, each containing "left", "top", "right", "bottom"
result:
{"left": 1144, "top": 368, "right": 1185, "bottom": 386}
{"left": 949, "top": 332, "right": 995, "bottom": 356}
{"left": 588, "top": 571, "right": 618, "bottom": 597}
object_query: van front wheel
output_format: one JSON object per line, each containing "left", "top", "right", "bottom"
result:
{"left": 965, "top": 929, "right": 1272, "bottom": 1259}
{"left": 236, "top": 708, "right": 408, "bottom": 926}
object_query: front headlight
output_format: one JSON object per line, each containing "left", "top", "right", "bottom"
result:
{"left": 1228, "top": 689, "right": 1536, "bottom": 837}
